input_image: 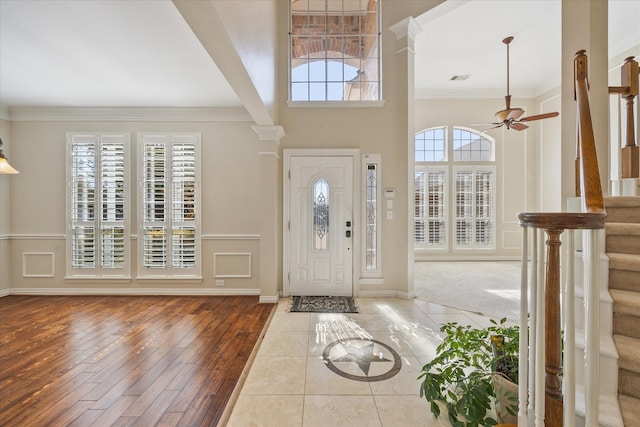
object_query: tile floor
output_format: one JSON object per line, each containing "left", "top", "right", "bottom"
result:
{"left": 226, "top": 297, "right": 510, "bottom": 427}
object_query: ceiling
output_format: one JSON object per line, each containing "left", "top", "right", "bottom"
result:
{"left": 0, "top": 0, "right": 638, "bottom": 109}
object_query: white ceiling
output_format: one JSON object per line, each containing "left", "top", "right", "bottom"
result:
{"left": 0, "top": 0, "right": 638, "bottom": 108}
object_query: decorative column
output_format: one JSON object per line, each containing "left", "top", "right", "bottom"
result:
{"left": 561, "top": 0, "right": 609, "bottom": 201}
{"left": 252, "top": 125, "right": 285, "bottom": 303}
{"left": 388, "top": 16, "right": 421, "bottom": 298}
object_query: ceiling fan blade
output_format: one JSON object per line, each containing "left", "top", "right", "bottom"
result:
{"left": 510, "top": 122, "right": 529, "bottom": 131}
{"left": 518, "top": 111, "right": 560, "bottom": 122}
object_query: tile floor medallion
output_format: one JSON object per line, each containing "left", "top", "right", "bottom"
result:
{"left": 322, "top": 338, "right": 402, "bottom": 382}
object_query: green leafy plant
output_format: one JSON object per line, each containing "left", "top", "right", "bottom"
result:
{"left": 418, "top": 318, "right": 519, "bottom": 427}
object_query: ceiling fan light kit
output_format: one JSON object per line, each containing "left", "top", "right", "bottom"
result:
{"left": 485, "top": 36, "right": 559, "bottom": 131}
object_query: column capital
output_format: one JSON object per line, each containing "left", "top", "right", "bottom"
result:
{"left": 388, "top": 16, "right": 422, "bottom": 43}
{"left": 251, "top": 125, "right": 285, "bottom": 143}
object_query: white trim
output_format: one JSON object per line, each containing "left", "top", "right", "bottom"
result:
{"left": 22, "top": 252, "right": 55, "bottom": 278}
{"left": 283, "top": 149, "right": 361, "bottom": 298}
{"left": 358, "top": 289, "right": 410, "bottom": 299}
{"left": 6, "top": 287, "right": 260, "bottom": 296}
{"left": 0, "top": 105, "right": 9, "bottom": 120}
{"left": 259, "top": 295, "right": 279, "bottom": 304}
{"left": 6, "top": 107, "right": 252, "bottom": 122}
{"left": 10, "top": 234, "right": 65, "bottom": 240}
{"left": 0, "top": 289, "right": 10, "bottom": 297}
{"left": 358, "top": 278, "right": 385, "bottom": 286}
{"left": 286, "top": 101, "right": 386, "bottom": 108}
{"left": 213, "top": 253, "right": 252, "bottom": 278}
{"left": 202, "top": 234, "right": 260, "bottom": 240}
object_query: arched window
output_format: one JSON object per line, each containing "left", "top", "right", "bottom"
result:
{"left": 289, "top": 0, "right": 381, "bottom": 101}
{"left": 414, "top": 127, "right": 495, "bottom": 252}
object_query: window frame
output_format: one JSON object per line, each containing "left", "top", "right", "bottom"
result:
{"left": 413, "top": 126, "right": 496, "bottom": 253}
{"left": 66, "top": 132, "right": 131, "bottom": 278}
{"left": 137, "top": 133, "right": 202, "bottom": 279}
{"left": 288, "top": 0, "right": 382, "bottom": 104}
{"left": 414, "top": 165, "right": 448, "bottom": 251}
{"left": 452, "top": 165, "right": 496, "bottom": 251}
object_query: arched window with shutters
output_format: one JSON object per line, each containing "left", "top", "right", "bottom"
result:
{"left": 414, "top": 126, "right": 495, "bottom": 252}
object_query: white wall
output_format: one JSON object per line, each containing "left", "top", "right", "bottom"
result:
{"left": 5, "top": 112, "right": 265, "bottom": 294}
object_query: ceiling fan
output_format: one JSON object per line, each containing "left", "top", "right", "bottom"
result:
{"left": 487, "top": 36, "right": 559, "bottom": 131}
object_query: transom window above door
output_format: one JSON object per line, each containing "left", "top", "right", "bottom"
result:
{"left": 289, "top": 0, "right": 381, "bottom": 102}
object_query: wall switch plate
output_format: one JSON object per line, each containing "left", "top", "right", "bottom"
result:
{"left": 215, "top": 279, "right": 225, "bottom": 287}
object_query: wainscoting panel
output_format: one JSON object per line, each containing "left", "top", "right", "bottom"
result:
{"left": 22, "top": 252, "right": 55, "bottom": 278}
{"left": 213, "top": 253, "right": 252, "bottom": 278}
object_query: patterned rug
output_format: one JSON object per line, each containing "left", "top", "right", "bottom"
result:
{"left": 290, "top": 296, "right": 358, "bottom": 313}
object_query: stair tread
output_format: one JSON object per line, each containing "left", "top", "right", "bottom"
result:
{"left": 608, "top": 252, "right": 640, "bottom": 272}
{"left": 604, "top": 196, "right": 640, "bottom": 208}
{"left": 605, "top": 222, "right": 640, "bottom": 235}
{"left": 620, "top": 394, "right": 640, "bottom": 427}
{"left": 614, "top": 335, "right": 640, "bottom": 374}
{"left": 610, "top": 289, "right": 640, "bottom": 309}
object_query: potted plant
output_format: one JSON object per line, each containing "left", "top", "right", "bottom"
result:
{"left": 418, "top": 318, "right": 519, "bottom": 427}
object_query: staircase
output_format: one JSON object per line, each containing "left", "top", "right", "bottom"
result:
{"left": 605, "top": 196, "right": 640, "bottom": 426}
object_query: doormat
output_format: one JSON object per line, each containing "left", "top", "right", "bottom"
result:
{"left": 290, "top": 296, "right": 358, "bottom": 313}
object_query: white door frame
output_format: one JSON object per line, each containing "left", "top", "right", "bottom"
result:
{"left": 283, "top": 148, "right": 361, "bottom": 297}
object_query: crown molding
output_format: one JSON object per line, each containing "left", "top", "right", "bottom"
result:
{"left": 0, "top": 105, "right": 9, "bottom": 120}
{"left": 5, "top": 106, "right": 254, "bottom": 122}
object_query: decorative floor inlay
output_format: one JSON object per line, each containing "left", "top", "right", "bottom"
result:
{"left": 321, "top": 338, "right": 402, "bottom": 382}
{"left": 290, "top": 296, "right": 358, "bottom": 313}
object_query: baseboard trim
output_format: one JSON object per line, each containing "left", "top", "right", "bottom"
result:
{"left": 259, "top": 295, "right": 279, "bottom": 304}
{"left": 357, "top": 289, "right": 409, "bottom": 299}
{"left": 6, "top": 288, "right": 261, "bottom": 296}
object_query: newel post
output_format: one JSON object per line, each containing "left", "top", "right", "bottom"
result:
{"left": 544, "top": 227, "right": 564, "bottom": 427}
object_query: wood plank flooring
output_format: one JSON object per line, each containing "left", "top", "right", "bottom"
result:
{"left": 0, "top": 295, "right": 275, "bottom": 427}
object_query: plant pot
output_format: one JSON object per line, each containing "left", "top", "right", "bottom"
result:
{"left": 493, "top": 373, "right": 518, "bottom": 424}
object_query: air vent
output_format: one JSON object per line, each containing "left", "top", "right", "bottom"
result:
{"left": 450, "top": 74, "right": 470, "bottom": 81}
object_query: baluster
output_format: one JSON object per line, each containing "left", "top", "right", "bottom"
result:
{"left": 544, "top": 228, "right": 564, "bottom": 427}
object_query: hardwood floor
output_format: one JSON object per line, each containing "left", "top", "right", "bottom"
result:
{"left": 0, "top": 295, "right": 275, "bottom": 427}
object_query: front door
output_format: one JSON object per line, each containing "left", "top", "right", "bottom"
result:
{"left": 288, "top": 155, "right": 353, "bottom": 296}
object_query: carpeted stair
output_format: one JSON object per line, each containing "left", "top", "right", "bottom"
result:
{"left": 605, "top": 196, "right": 640, "bottom": 426}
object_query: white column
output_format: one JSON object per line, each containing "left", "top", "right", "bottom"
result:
{"left": 252, "top": 125, "right": 285, "bottom": 303}
{"left": 388, "top": 17, "right": 421, "bottom": 298}
{"left": 561, "top": 0, "right": 610, "bottom": 201}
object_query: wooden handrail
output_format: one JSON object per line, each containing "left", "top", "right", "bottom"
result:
{"left": 574, "top": 50, "right": 605, "bottom": 214}
{"left": 517, "top": 50, "right": 606, "bottom": 427}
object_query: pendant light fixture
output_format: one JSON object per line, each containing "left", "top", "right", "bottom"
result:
{"left": 0, "top": 138, "right": 19, "bottom": 174}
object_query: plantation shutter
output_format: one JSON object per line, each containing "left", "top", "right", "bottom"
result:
{"left": 69, "top": 134, "right": 128, "bottom": 275}
{"left": 171, "top": 142, "right": 196, "bottom": 268}
{"left": 454, "top": 167, "right": 494, "bottom": 248}
{"left": 415, "top": 168, "right": 447, "bottom": 249}
{"left": 140, "top": 134, "right": 200, "bottom": 276}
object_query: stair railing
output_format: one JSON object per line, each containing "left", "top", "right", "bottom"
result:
{"left": 517, "top": 50, "right": 607, "bottom": 426}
